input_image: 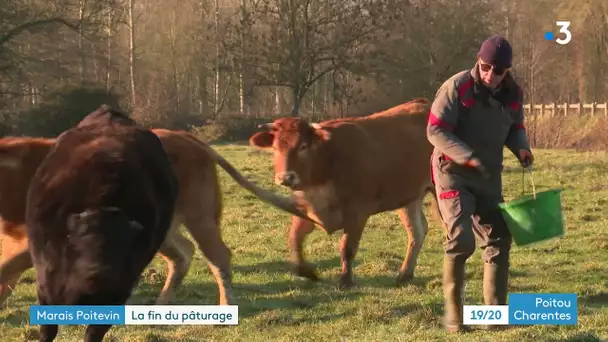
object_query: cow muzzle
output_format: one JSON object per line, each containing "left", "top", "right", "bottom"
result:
{"left": 275, "top": 171, "right": 300, "bottom": 188}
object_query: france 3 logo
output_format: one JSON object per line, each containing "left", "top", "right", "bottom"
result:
{"left": 545, "top": 21, "right": 572, "bottom": 45}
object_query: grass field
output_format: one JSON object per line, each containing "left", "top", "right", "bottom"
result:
{"left": 1, "top": 144, "right": 607, "bottom": 341}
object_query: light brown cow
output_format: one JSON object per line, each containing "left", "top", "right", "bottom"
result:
{"left": 248, "top": 98, "right": 442, "bottom": 288}
{"left": 0, "top": 129, "right": 315, "bottom": 308}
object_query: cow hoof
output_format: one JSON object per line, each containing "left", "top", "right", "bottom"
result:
{"left": 338, "top": 275, "right": 355, "bottom": 289}
{"left": 0, "top": 287, "right": 11, "bottom": 310}
{"left": 293, "top": 263, "right": 319, "bottom": 282}
{"left": 155, "top": 296, "right": 172, "bottom": 305}
{"left": 396, "top": 273, "right": 414, "bottom": 286}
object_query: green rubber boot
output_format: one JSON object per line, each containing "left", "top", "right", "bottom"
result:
{"left": 481, "top": 261, "right": 510, "bottom": 330}
{"left": 443, "top": 256, "right": 470, "bottom": 333}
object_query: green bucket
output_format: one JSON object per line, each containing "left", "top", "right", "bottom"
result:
{"left": 498, "top": 169, "right": 565, "bottom": 246}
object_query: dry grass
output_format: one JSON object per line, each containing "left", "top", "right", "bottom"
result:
{"left": 527, "top": 114, "right": 608, "bottom": 151}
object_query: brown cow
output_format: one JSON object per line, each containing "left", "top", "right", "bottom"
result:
{"left": 248, "top": 98, "right": 441, "bottom": 288}
{"left": 0, "top": 128, "right": 315, "bottom": 308}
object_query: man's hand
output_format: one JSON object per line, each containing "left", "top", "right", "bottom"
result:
{"left": 519, "top": 149, "right": 534, "bottom": 168}
{"left": 465, "top": 157, "right": 490, "bottom": 179}
{"left": 465, "top": 157, "right": 482, "bottom": 169}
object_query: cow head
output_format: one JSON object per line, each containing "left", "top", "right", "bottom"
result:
{"left": 249, "top": 118, "right": 332, "bottom": 190}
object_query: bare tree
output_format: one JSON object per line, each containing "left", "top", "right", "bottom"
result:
{"left": 233, "top": 0, "right": 393, "bottom": 116}
{"left": 128, "top": 0, "right": 137, "bottom": 107}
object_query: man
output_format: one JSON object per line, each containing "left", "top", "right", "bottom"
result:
{"left": 427, "top": 35, "right": 534, "bottom": 333}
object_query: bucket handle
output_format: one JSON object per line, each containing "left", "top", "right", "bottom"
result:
{"left": 521, "top": 167, "right": 537, "bottom": 199}
{"left": 520, "top": 162, "right": 566, "bottom": 199}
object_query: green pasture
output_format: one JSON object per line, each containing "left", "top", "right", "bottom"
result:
{"left": 1, "top": 145, "right": 607, "bottom": 341}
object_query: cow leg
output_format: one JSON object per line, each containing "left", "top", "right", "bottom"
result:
{"left": 338, "top": 215, "right": 367, "bottom": 289}
{"left": 84, "top": 325, "right": 112, "bottom": 342}
{"left": 34, "top": 295, "right": 59, "bottom": 342}
{"left": 184, "top": 214, "right": 233, "bottom": 306}
{"left": 156, "top": 218, "right": 194, "bottom": 305}
{"left": 288, "top": 216, "right": 318, "bottom": 281}
{"left": 395, "top": 195, "right": 429, "bottom": 285}
{"left": 39, "top": 324, "right": 58, "bottom": 342}
{"left": 0, "top": 233, "right": 30, "bottom": 307}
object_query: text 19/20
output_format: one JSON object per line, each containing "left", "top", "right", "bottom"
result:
{"left": 462, "top": 305, "right": 509, "bottom": 325}
{"left": 470, "top": 309, "right": 501, "bottom": 320}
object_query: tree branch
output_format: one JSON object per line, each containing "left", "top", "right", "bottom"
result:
{"left": 0, "top": 18, "right": 81, "bottom": 47}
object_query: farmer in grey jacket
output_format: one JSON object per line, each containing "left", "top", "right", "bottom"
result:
{"left": 427, "top": 35, "right": 534, "bottom": 333}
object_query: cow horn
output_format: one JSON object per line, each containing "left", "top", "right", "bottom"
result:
{"left": 258, "top": 123, "right": 275, "bottom": 130}
{"left": 310, "top": 123, "right": 323, "bottom": 130}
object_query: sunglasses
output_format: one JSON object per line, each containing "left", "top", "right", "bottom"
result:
{"left": 479, "top": 62, "right": 509, "bottom": 76}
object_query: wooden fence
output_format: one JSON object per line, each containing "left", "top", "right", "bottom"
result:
{"left": 523, "top": 102, "right": 608, "bottom": 116}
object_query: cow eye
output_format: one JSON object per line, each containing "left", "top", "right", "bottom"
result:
{"left": 298, "top": 143, "right": 308, "bottom": 151}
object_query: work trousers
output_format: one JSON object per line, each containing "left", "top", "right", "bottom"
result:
{"left": 432, "top": 158, "right": 513, "bottom": 265}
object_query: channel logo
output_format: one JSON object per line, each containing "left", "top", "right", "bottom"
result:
{"left": 545, "top": 21, "right": 572, "bottom": 45}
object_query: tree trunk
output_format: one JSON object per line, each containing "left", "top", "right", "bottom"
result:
{"left": 128, "top": 0, "right": 137, "bottom": 108}
{"left": 323, "top": 73, "right": 328, "bottom": 115}
{"left": 291, "top": 86, "right": 304, "bottom": 116}
{"left": 170, "top": 8, "right": 179, "bottom": 114}
{"left": 275, "top": 86, "right": 280, "bottom": 114}
{"left": 106, "top": 8, "right": 113, "bottom": 92}
{"left": 311, "top": 82, "right": 315, "bottom": 119}
{"left": 239, "top": 73, "right": 244, "bottom": 115}
{"left": 198, "top": 0, "right": 207, "bottom": 117}
{"left": 214, "top": 0, "right": 220, "bottom": 115}
{"left": 78, "top": 0, "right": 87, "bottom": 83}
{"left": 239, "top": 0, "right": 246, "bottom": 115}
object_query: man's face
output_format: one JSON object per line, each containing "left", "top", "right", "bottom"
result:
{"left": 478, "top": 58, "right": 509, "bottom": 88}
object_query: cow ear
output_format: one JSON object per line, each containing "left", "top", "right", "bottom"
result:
{"left": 311, "top": 124, "right": 331, "bottom": 142}
{"left": 314, "top": 129, "right": 331, "bottom": 141}
{"left": 249, "top": 131, "right": 274, "bottom": 150}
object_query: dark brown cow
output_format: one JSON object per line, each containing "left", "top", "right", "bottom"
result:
{"left": 248, "top": 98, "right": 442, "bottom": 288}
{"left": 26, "top": 105, "right": 179, "bottom": 341}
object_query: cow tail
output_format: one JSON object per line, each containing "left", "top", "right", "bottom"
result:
{"left": 182, "top": 134, "right": 322, "bottom": 226}
{"left": 426, "top": 186, "right": 445, "bottom": 229}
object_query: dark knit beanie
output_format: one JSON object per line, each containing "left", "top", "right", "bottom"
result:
{"left": 477, "top": 35, "right": 512, "bottom": 69}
